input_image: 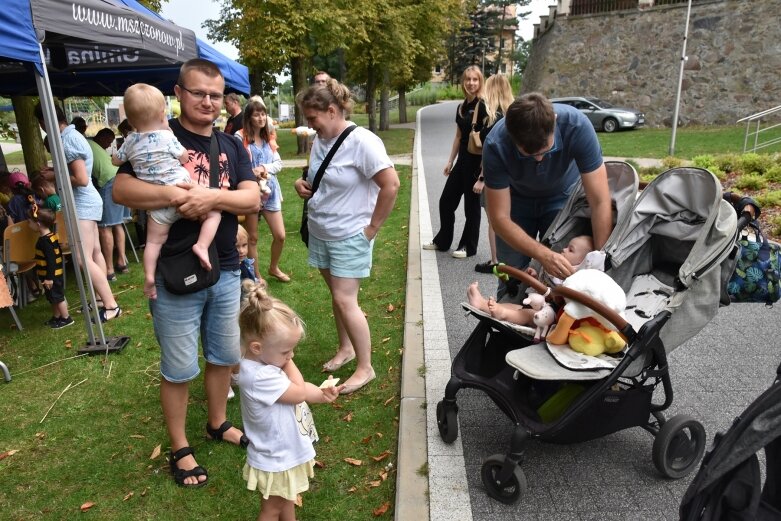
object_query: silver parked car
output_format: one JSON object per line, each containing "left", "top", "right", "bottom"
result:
{"left": 551, "top": 96, "right": 645, "bottom": 133}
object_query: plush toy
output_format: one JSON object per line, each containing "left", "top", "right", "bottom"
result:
{"left": 567, "top": 321, "right": 626, "bottom": 357}
{"left": 546, "top": 269, "right": 627, "bottom": 346}
{"left": 522, "top": 292, "right": 546, "bottom": 311}
{"left": 292, "top": 126, "right": 317, "bottom": 137}
{"left": 532, "top": 303, "right": 556, "bottom": 343}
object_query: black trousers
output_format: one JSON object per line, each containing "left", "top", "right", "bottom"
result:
{"left": 432, "top": 160, "right": 481, "bottom": 256}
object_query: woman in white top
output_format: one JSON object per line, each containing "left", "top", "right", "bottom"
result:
{"left": 294, "top": 80, "right": 400, "bottom": 395}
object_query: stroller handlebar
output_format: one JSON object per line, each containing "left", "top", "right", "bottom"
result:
{"left": 495, "top": 264, "right": 631, "bottom": 334}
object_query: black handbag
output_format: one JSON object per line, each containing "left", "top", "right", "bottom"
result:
{"left": 300, "top": 125, "right": 356, "bottom": 246}
{"left": 157, "top": 132, "right": 221, "bottom": 294}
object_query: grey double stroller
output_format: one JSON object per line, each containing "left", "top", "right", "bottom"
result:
{"left": 437, "top": 163, "right": 740, "bottom": 504}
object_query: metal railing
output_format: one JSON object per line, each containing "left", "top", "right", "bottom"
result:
{"left": 737, "top": 105, "right": 781, "bottom": 153}
{"left": 568, "top": 0, "right": 702, "bottom": 16}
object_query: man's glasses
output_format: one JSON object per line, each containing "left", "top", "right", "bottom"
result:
{"left": 517, "top": 136, "right": 559, "bottom": 160}
{"left": 178, "top": 85, "right": 224, "bottom": 103}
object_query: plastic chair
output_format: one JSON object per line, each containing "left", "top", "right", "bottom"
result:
{"left": 2, "top": 220, "right": 38, "bottom": 309}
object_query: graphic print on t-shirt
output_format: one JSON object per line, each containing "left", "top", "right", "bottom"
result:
{"left": 181, "top": 149, "right": 231, "bottom": 190}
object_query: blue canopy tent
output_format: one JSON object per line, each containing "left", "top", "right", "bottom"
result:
{"left": 0, "top": 0, "right": 249, "bottom": 362}
{"left": 0, "top": 0, "right": 250, "bottom": 96}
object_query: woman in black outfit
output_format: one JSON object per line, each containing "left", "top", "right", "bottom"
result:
{"left": 424, "top": 65, "right": 486, "bottom": 258}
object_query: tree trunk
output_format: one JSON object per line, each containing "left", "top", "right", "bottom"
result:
{"left": 366, "top": 68, "right": 377, "bottom": 133}
{"left": 398, "top": 88, "right": 407, "bottom": 124}
{"left": 11, "top": 96, "right": 48, "bottom": 174}
{"left": 379, "top": 68, "right": 390, "bottom": 132}
{"left": 291, "top": 56, "right": 310, "bottom": 155}
{"left": 337, "top": 48, "right": 347, "bottom": 81}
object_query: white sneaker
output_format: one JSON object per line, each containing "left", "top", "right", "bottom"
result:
{"left": 422, "top": 242, "right": 439, "bottom": 251}
{"left": 451, "top": 249, "right": 467, "bottom": 258}
{"left": 227, "top": 386, "right": 235, "bottom": 400}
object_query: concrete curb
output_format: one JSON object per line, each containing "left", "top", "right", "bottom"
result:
{"left": 394, "top": 121, "right": 429, "bottom": 521}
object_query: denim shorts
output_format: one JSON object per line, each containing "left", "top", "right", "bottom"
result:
{"left": 98, "top": 178, "right": 131, "bottom": 227}
{"left": 261, "top": 175, "right": 282, "bottom": 212}
{"left": 308, "top": 231, "right": 374, "bottom": 279}
{"left": 150, "top": 269, "right": 241, "bottom": 382}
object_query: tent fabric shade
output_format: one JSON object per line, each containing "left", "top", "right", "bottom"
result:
{"left": 30, "top": 0, "right": 198, "bottom": 64}
{"left": 0, "top": 0, "right": 250, "bottom": 96}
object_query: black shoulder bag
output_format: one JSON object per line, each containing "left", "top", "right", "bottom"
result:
{"left": 299, "top": 125, "right": 356, "bottom": 246}
{"left": 157, "top": 132, "right": 221, "bottom": 294}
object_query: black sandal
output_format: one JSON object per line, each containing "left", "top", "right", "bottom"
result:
{"left": 206, "top": 420, "right": 249, "bottom": 449}
{"left": 169, "top": 447, "right": 208, "bottom": 488}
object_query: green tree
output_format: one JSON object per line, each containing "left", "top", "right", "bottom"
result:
{"left": 206, "top": 0, "right": 351, "bottom": 152}
{"left": 138, "top": 0, "right": 168, "bottom": 13}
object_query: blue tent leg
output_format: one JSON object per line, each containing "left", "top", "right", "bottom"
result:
{"left": 0, "top": 360, "right": 10, "bottom": 382}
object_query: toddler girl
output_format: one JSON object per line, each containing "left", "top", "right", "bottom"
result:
{"left": 113, "top": 83, "right": 221, "bottom": 299}
{"left": 238, "top": 281, "right": 343, "bottom": 520}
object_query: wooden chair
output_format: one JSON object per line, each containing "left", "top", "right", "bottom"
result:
{"left": 2, "top": 220, "right": 38, "bottom": 309}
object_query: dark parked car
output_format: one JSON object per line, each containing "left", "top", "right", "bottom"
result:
{"left": 551, "top": 96, "right": 645, "bottom": 133}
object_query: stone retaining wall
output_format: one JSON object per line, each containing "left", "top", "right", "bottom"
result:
{"left": 522, "top": 0, "right": 781, "bottom": 127}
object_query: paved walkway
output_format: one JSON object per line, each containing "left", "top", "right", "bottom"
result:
{"left": 398, "top": 101, "right": 780, "bottom": 520}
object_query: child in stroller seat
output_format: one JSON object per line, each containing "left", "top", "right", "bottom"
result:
{"left": 466, "top": 234, "right": 593, "bottom": 325}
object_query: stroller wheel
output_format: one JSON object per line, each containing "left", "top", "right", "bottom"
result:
{"left": 436, "top": 400, "right": 459, "bottom": 443}
{"left": 481, "top": 454, "right": 527, "bottom": 504}
{"left": 652, "top": 414, "right": 706, "bottom": 479}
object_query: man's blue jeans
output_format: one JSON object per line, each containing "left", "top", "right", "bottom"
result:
{"left": 495, "top": 191, "right": 570, "bottom": 300}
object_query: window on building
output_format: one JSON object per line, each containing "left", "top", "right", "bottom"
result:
{"left": 501, "top": 64, "right": 507, "bottom": 74}
{"left": 435, "top": 65, "right": 442, "bottom": 74}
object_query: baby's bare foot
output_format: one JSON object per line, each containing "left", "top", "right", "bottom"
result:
{"left": 487, "top": 297, "right": 511, "bottom": 321}
{"left": 144, "top": 279, "right": 157, "bottom": 300}
{"left": 192, "top": 244, "right": 212, "bottom": 271}
{"left": 467, "top": 281, "right": 489, "bottom": 312}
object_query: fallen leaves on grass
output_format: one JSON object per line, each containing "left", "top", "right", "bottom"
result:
{"left": 123, "top": 491, "right": 133, "bottom": 501}
{"left": 344, "top": 457, "right": 362, "bottom": 466}
{"left": 369, "top": 480, "right": 382, "bottom": 488}
{"left": 314, "top": 460, "right": 324, "bottom": 469}
{"left": 386, "top": 304, "right": 395, "bottom": 312}
{"left": 342, "top": 412, "right": 353, "bottom": 422}
{"left": 149, "top": 444, "right": 161, "bottom": 460}
{"left": 383, "top": 396, "right": 395, "bottom": 406}
{"left": 373, "top": 502, "right": 390, "bottom": 516}
{"left": 381, "top": 337, "right": 390, "bottom": 343}
{"left": 130, "top": 434, "right": 145, "bottom": 439}
{"left": 0, "top": 449, "right": 19, "bottom": 461}
{"left": 361, "top": 434, "right": 373, "bottom": 444}
{"left": 80, "top": 502, "right": 95, "bottom": 512}
{"left": 64, "top": 340, "right": 72, "bottom": 349}
{"left": 372, "top": 450, "right": 391, "bottom": 462}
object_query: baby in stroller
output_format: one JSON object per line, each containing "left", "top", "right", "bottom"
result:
{"left": 465, "top": 234, "right": 594, "bottom": 325}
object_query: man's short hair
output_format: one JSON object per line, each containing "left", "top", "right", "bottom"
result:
{"left": 94, "top": 128, "right": 116, "bottom": 148}
{"left": 177, "top": 58, "right": 223, "bottom": 87}
{"left": 34, "top": 102, "right": 67, "bottom": 125}
{"left": 504, "top": 92, "right": 556, "bottom": 154}
{"left": 225, "top": 92, "right": 242, "bottom": 105}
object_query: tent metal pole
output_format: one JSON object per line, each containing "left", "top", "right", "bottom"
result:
{"left": 35, "top": 42, "right": 106, "bottom": 347}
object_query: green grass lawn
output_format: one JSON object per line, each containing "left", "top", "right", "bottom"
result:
{"left": 0, "top": 163, "right": 411, "bottom": 520}
{"left": 599, "top": 124, "right": 781, "bottom": 159}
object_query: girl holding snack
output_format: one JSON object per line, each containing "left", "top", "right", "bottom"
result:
{"left": 238, "top": 281, "right": 343, "bottom": 520}
{"left": 114, "top": 83, "right": 221, "bottom": 299}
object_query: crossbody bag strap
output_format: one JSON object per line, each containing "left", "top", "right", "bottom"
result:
{"left": 471, "top": 99, "right": 480, "bottom": 130}
{"left": 310, "top": 124, "right": 357, "bottom": 195}
{"left": 209, "top": 131, "right": 220, "bottom": 188}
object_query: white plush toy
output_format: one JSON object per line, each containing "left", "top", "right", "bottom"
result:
{"left": 292, "top": 126, "right": 317, "bottom": 137}
{"left": 546, "top": 269, "right": 626, "bottom": 345}
{"left": 532, "top": 303, "right": 556, "bottom": 343}
{"left": 522, "top": 292, "right": 546, "bottom": 311}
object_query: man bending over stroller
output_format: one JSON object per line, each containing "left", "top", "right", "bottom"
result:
{"left": 481, "top": 93, "right": 612, "bottom": 300}
{"left": 467, "top": 235, "right": 593, "bottom": 324}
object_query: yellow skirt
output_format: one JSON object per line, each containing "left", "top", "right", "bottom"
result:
{"left": 243, "top": 460, "right": 315, "bottom": 501}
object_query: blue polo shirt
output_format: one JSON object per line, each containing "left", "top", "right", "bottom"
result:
{"left": 482, "top": 103, "right": 603, "bottom": 199}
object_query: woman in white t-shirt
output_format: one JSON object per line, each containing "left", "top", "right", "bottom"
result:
{"left": 238, "top": 281, "right": 343, "bottom": 520}
{"left": 294, "top": 80, "right": 400, "bottom": 395}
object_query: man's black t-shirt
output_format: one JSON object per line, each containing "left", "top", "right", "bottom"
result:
{"left": 117, "top": 119, "right": 255, "bottom": 270}
{"left": 224, "top": 113, "right": 243, "bottom": 136}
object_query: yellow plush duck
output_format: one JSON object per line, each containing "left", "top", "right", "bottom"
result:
{"left": 567, "top": 321, "right": 627, "bottom": 356}
{"left": 546, "top": 269, "right": 627, "bottom": 346}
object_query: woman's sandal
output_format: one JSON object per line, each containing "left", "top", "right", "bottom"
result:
{"left": 205, "top": 420, "right": 249, "bottom": 449}
{"left": 169, "top": 447, "right": 208, "bottom": 488}
{"left": 116, "top": 264, "right": 130, "bottom": 274}
{"left": 98, "top": 306, "right": 122, "bottom": 323}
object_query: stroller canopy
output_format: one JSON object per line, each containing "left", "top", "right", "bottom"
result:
{"left": 603, "top": 168, "right": 738, "bottom": 351}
